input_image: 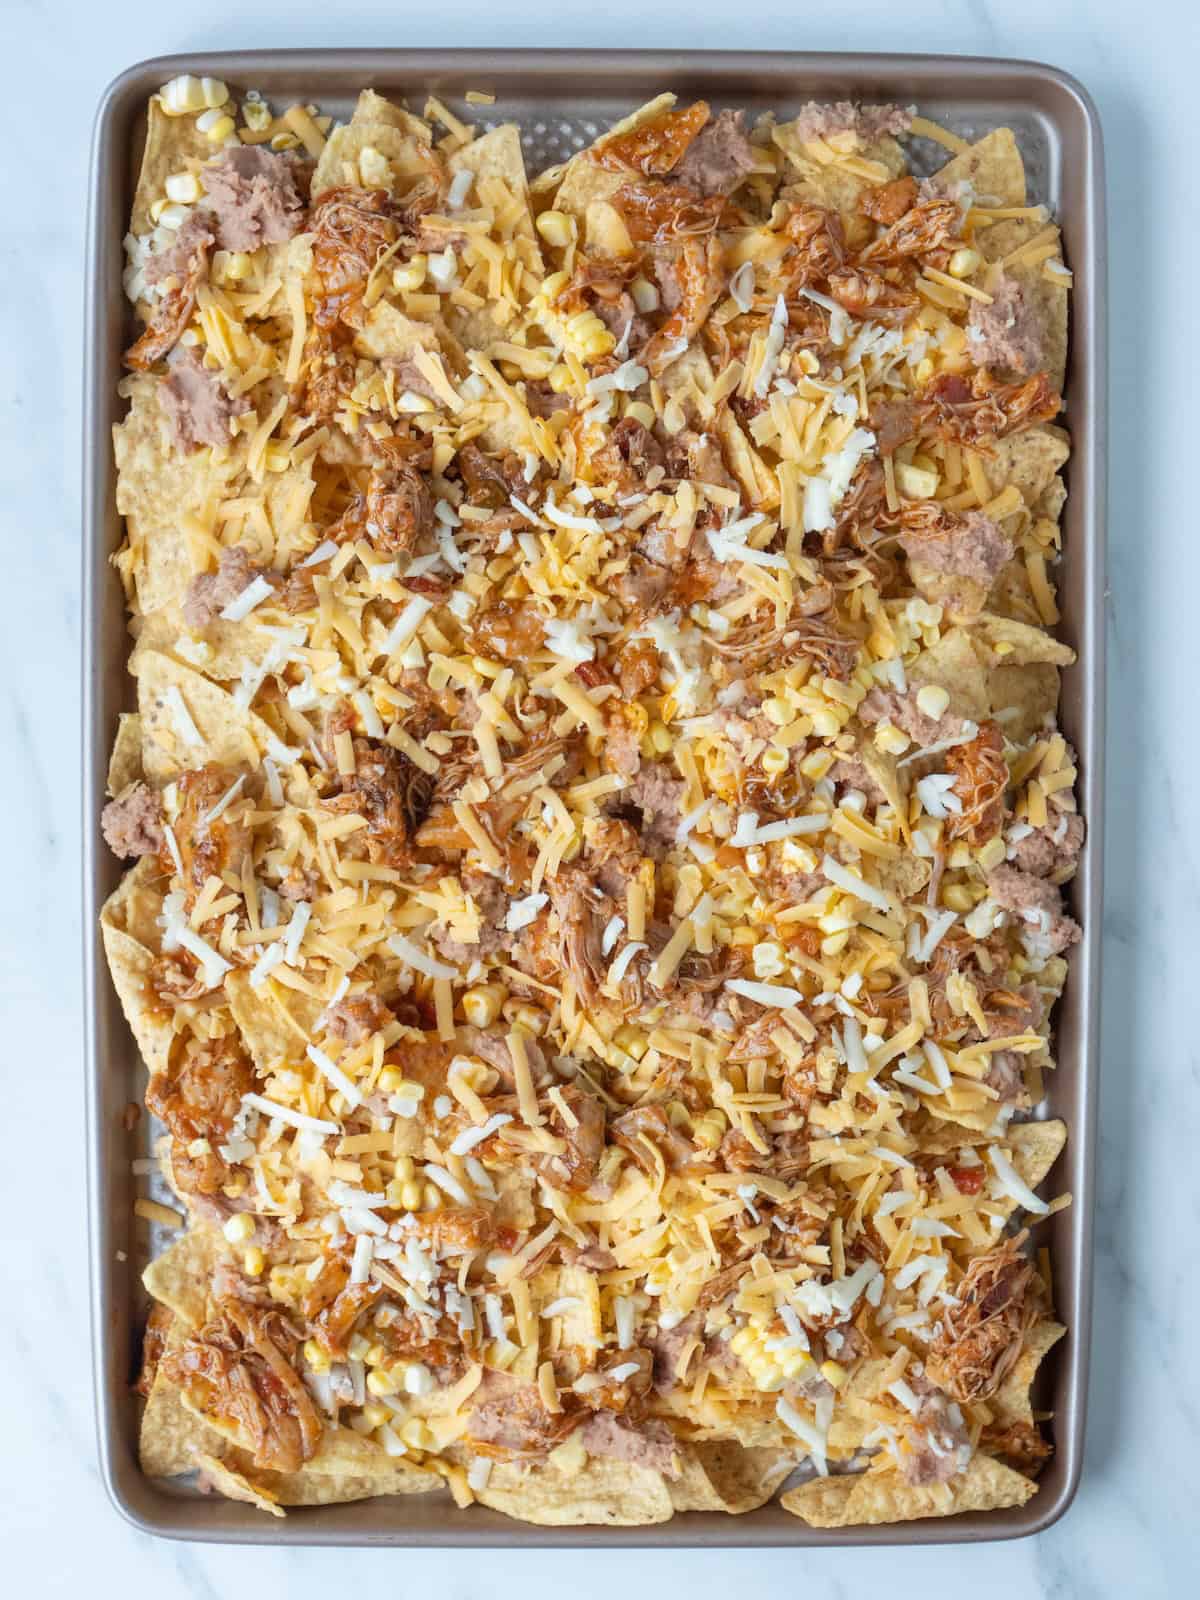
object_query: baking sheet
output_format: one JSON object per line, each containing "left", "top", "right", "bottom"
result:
{"left": 83, "top": 48, "right": 1106, "bottom": 1546}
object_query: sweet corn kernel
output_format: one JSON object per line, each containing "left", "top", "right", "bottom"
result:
{"left": 541, "top": 270, "right": 570, "bottom": 298}
{"left": 201, "top": 77, "right": 229, "bottom": 109}
{"left": 362, "top": 1400, "right": 391, "bottom": 1428}
{"left": 159, "top": 74, "right": 207, "bottom": 115}
{"left": 810, "top": 708, "right": 841, "bottom": 739}
{"left": 165, "top": 172, "right": 202, "bottom": 204}
{"left": 821, "top": 930, "right": 851, "bottom": 957}
{"left": 214, "top": 250, "right": 253, "bottom": 284}
{"left": 242, "top": 99, "right": 273, "bottom": 132}
{"left": 243, "top": 1246, "right": 265, "bottom": 1277}
{"left": 948, "top": 247, "right": 982, "bottom": 279}
{"left": 400, "top": 1180, "right": 423, "bottom": 1212}
{"left": 365, "top": 1343, "right": 388, "bottom": 1367}
{"left": 366, "top": 1368, "right": 400, "bottom": 1396}
{"left": 303, "top": 1339, "right": 331, "bottom": 1374}
{"left": 630, "top": 276, "right": 660, "bottom": 313}
{"left": 379, "top": 1066, "right": 404, "bottom": 1093}
{"left": 915, "top": 684, "right": 950, "bottom": 720}
{"left": 761, "top": 745, "right": 789, "bottom": 776}
{"left": 393, "top": 254, "right": 427, "bottom": 292}
{"left": 820, "top": 1359, "right": 848, "bottom": 1389}
{"left": 762, "top": 696, "right": 791, "bottom": 726}
{"left": 976, "top": 835, "right": 1007, "bottom": 871}
{"left": 270, "top": 130, "right": 300, "bottom": 151}
{"left": 649, "top": 721, "right": 672, "bottom": 753}
{"left": 800, "top": 749, "right": 835, "bottom": 781}
{"left": 535, "top": 210, "right": 576, "bottom": 249}
{"left": 399, "top": 1419, "right": 433, "bottom": 1451}
{"left": 205, "top": 115, "right": 237, "bottom": 145}
{"left": 874, "top": 722, "right": 911, "bottom": 756}
{"left": 623, "top": 399, "right": 656, "bottom": 429}
{"left": 157, "top": 203, "right": 191, "bottom": 230}
{"left": 422, "top": 1182, "right": 442, "bottom": 1211}
{"left": 222, "top": 1213, "right": 255, "bottom": 1245}
{"left": 942, "top": 883, "right": 975, "bottom": 913}
{"left": 462, "top": 985, "right": 502, "bottom": 1028}
{"left": 730, "top": 1327, "right": 755, "bottom": 1355}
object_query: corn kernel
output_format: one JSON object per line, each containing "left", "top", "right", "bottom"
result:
{"left": 303, "top": 1339, "right": 331, "bottom": 1374}
{"left": 821, "top": 930, "right": 850, "bottom": 957}
{"left": 362, "top": 1400, "right": 391, "bottom": 1427}
{"left": 393, "top": 254, "right": 427, "bottom": 292}
{"left": 157, "top": 203, "right": 191, "bottom": 231}
{"left": 399, "top": 1419, "right": 433, "bottom": 1451}
{"left": 623, "top": 399, "right": 656, "bottom": 429}
{"left": 222, "top": 1212, "right": 255, "bottom": 1245}
{"left": 761, "top": 745, "right": 789, "bottom": 776}
{"left": 692, "top": 1111, "right": 727, "bottom": 1151}
{"left": 942, "top": 883, "right": 975, "bottom": 913}
{"left": 367, "top": 1368, "right": 400, "bottom": 1396}
{"left": 270, "top": 130, "right": 300, "bottom": 151}
{"left": 874, "top": 721, "right": 911, "bottom": 756}
{"left": 462, "top": 985, "right": 502, "bottom": 1028}
{"left": 630, "top": 275, "right": 660, "bottom": 313}
{"left": 976, "top": 835, "right": 1006, "bottom": 871}
{"left": 347, "top": 1332, "right": 371, "bottom": 1361}
{"left": 820, "top": 1359, "right": 848, "bottom": 1389}
{"left": 200, "top": 77, "right": 229, "bottom": 109}
{"left": 762, "top": 696, "right": 791, "bottom": 726}
{"left": 422, "top": 1182, "right": 441, "bottom": 1211}
{"left": 243, "top": 99, "right": 273, "bottom": 133}
{"left": 896, "top": 461, "right": 940, "bottom": 499}
{"left": 535, "top": 209, "right": 576, "bottom": 249}
{"left": 800, "top": 749, "right": 835, "bottom": 781}
{"left": 205, "top": 115, "right": 237, "bottom": 145}
{"left": 215, "top": 250, "right": 253, "bottom": 285}
{"left": 243, "top": 1246, "right": 265, "bottom": 1277}
{"left": 159, "top": 75, "right": 207, "bottom": 115}
{"left": 165, "top": 172, "right": 201, "bottom": 205}
{"left": 541, "top": 270, "right": 569, "bottom": 298}
{"left": 649, "top": 721, "right": 672, "bottom": 754}
{"left": 400, "top": 1180, "right": 423, "bottom": 1212}
{"left": 948, "top": 247, "right": 982, "bottom": 279}
{"left": 915, "top": 684, "right": 950, "bottom": 720}
{"left": 810, "top": 708, "right": 841, "bottom": 739}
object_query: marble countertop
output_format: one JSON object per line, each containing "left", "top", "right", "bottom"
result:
{"left": 4, "top": 0, "right": 1195, "bottom": 1592}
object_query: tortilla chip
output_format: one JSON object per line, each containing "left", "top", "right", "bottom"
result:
{"left": 131, "top": 608, "right": 280, "bottom": 688}
{"left": 931, "top": 128, "right": 1026, "bottom": 209}
{"left": 136, "top": 650, "right": 271, "bottom": 781}
{"left": 477, "top": 1455, "right": 675, "bottom": 1526}
{"left": 774, "top": 125, "right": 907, "bottom": 213}
{"left": 354, "top": 300, "right": 441, "bottom": 363}
{"left": 670, "top": 1441, "right": 796, "bottom": 1514}
{"left": 100, "top": 859, "right": 173, "bottom": 1076}
{"left": 981, "top": 424, "right": 1070, "bottom": 506}
{"left": 989, "top": 662, "right": 1061, "bottom": 742}
{"left": 992, "top": 1319, "right": 1067, "bottom": 1426}
{"left": 114, "top": 376, "right": 250, "bottom": 615}
{"left": 1008, "top": 1118, "right": 1067, "bottom": 1191}
{"left": 142, "top": 1225, "right": 226, "bottom": 1326}
{"left": 226, "top": 969, "right": 308, "bottom": 1073}
{"left": 909, "top": 562, "right": 991, "bottom": 622}
{"left": 194, "top": 1452, "right": 287, "bottom": 1516}
{"left": 973, "top": 614, "right": 1075, "bottom": 669}
{"left": 131, "top": 98, "right": 216, "bottom": 237}
{"left": 107, "top": 713, "right": 144, "bottom": 795}
{"left": 783, "top": 1452, "right": 1037, "bottom": 1527}
{"left": 877, "top": 854, "right": 931, "bottom": 899}
{"left": 312, "top": 92, "right": 434, "bottom": 194}
{"left": 551, "top": 95, "right": 678, "bottom": 218}
{"left": 908, "top": 627, "right": 992, "bottom": 722}
{"left": 265, "top": 1460, "right": 440, "bottom": 1505}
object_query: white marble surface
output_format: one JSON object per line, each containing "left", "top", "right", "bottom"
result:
{"left": 3, "top": 0, "right": 1195, "bottom": 1591}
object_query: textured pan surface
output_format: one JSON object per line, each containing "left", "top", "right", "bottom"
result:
{"left": 83, "top": 48, "right": 1105, "bottom": 1547}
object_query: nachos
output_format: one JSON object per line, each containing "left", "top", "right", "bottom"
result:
{"left": 103, "top": 77, "right": 1081, "bottom": 1527}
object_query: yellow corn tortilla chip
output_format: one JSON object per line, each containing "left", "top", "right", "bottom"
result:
{"left": 992, "top": 1319, "right": 1067, "bottom": 1426}
{"left": 774, "top": 126, "right": 907, "bottom": 213}
{"left": 194, "top": 1452, "right": 287, "bottom": 1516}
{"left": 312, "top": 92, "right": 434, "bottom": 195}
{"left": 261, "top": 1459, "right": 440, "bottom": 1506}
{"left": 107, "top": 713, "right": 144, "bottom": 795}
{"left": 981, "top": 423, "right": 1070, "bottom": 505}
{"left": 908, "top": 626, "right": 992, "bottom": 722}
{"left": 477, "top": 1455, "right": 676, "bottom": 1526}
{"left": 226, "top": 968, "right": 309, "bottom": 1073}
{"left": 989, "top": 662, "right": 1061, "bottom": 742}
{"left": 100, "top": 859, "right": 174, "bottom": 1076}
{"left": 670, "top": 1441, "right": 796, "bottom": 1514}
{"left": 1008, "top": 1117, "right": 1067, "bottom": 1191}
{"left": 136, "top": 650, "right": 272, "bottom": 781}
{"left": 552, "top": 94, "right": 678, "bottom": 219}
{"left": 131, "top": 98, "right": 217, "bottom": 237}
{"left": 976, "top": 221, "right": 1069, "bottom": 391}
{"left": 354, "top": 300, "right": 441, "bottom": 363}
{"left": 783, "top": 1452, "right": 1037, "bottom": 1527}
{"left": 932, "top": 128, "right": 1026, "bottom": 209}
{"left": 973, "top": 614, "right": 1076, "bottom": 669}
{"left": 142, "top": 1225, "right": 226, "bottom": 1327}
{"left": 114, "top": 375, "right": 251, "bottom": 615}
